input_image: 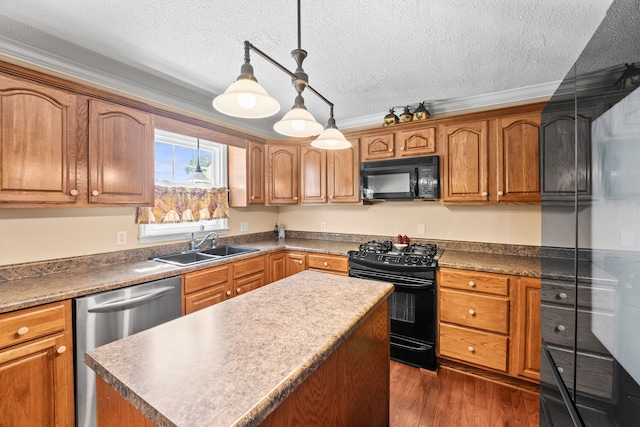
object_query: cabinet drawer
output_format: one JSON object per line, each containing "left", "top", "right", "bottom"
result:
{"left": 546, "top": 345, "right": 614, "bottom": 400}
{"left": 183, "top": 265, "right": 230, "bottom": 294}
{"left": 440, "top": 268, "right": 509, "bottom": 296}
{"left": 0, "top": 301, "right": 67, "bottom": 350}
{"left": 440, "top": 289, "right": 509, "bottom": 334}
{"left": 307, "top": 254, "right": 348, "bottom": 275}
{"left": 541, "top": 279, "right": 615, "bottom": 311}
{"left": 439, "top": 323, "right": 508, "bottom": 372}
{"left": 233, "top": 256, "right": 265, "bottom": 279}
{"left": 540, "top": 304, "right": 612, "bottom": 354}
{"left": 184, "top": 282, "right": 231, "bottom": 314}
{"left": 235, "top": 272, "right": 265, "bottom": 296}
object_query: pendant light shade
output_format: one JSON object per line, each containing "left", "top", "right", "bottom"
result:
{"left": 311, "top": 108, "right": 351, "bottom": 150}
{"left": 273, "top": 106, "right": 324, "bottom": 137}
{"left": 212, "top": 78, "right": 280, "bottom": 119}
{"left": 188, "top": 139, "right": 210, "bottom": 182}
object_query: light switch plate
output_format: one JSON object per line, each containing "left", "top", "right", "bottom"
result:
{"left": 240, "top": 221, "right": 249, "bottom": 232}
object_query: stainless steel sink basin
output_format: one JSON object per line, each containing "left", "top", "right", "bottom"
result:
{"left": 150, "top": 246, "right": 259, "bottom": 266}
{"left": 199, "top": 246, "right": 259, "bottom": 257}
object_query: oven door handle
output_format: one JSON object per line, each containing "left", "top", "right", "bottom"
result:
{"left": 392, "top": 340, "right": 432, "bottom": 352}
{"left": 349, "top": 270, "right": 433, "bottom": 287}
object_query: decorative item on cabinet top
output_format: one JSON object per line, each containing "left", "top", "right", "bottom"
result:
{"left": 382, "top": 102, "right": 431, "bottom": 126}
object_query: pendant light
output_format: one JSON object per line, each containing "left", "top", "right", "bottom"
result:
{"left": 212, "top": 0, "right": 351, "bottom": 148}
{"left": 188, "top": 139, "right": 209, "bottom": 183}
{"left": 311, "top": 106, "right": 352, "bottom": 150}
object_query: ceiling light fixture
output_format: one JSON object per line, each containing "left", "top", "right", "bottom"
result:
{"left": 187, "top": 138, "right": 209, "bottom": 183}
{"left": 212, "top": 0, "right": 351, "bottom": 149}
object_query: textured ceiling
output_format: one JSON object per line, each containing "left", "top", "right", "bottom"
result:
{"left": 0, "top": 0, "right": 614, "bottom": 139}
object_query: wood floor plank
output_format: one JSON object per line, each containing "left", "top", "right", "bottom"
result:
{"left": 389, "top": 361, "right": 540, "bottom": 427}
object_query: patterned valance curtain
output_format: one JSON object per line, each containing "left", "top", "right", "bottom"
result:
{"left": 137, "top": 186, "right": 229, "bottom": 224}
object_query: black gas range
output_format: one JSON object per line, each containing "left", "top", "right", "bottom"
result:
{"left": 348, "top": 240, "right": 440, "bottom": 370}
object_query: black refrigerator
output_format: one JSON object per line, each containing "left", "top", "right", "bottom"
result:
{"left": 540, "top": 0, "right": 640, "bottom": 425}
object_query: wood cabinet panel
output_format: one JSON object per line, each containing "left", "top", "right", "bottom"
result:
{"left": 267, "top": 252, "right": 286, "bottom": 284}
{"left": 307, "top": 253, "right": 348, "bottom": 275}
{"left": 439, "top": 267, "right": 509, "bottom": 296}
{"left": 441, "top": 120, "right": 489, "bottom": 202}
{"left": 495, "top": 112, "right": 541, "bottom": 202}
{"left": 184, "top": 282, "right": 232, "bottom": 315}
{"left": 266, "top": 145, "right": 299, "bottom": 205}
{"left": 361, "top": 133, "right": 394, "bottom": 161}
{"left": 439, "top": 323, "right": 508, "bottom": 372}
{"left": 183, "top": 265, "right": 230, "bottom": 295}
{"left": 88, "top": 99, "right": 154, "bottom": 205}
{"left": 0, "top": 302, "right": 66, "bottom": 349}
{"left": 229, "top": 142, "right": 265, "bottom": 207}
{"left": 396, "top": 126, "right": 436, "bottom": 157}
{"left": 440, "top": 289, "right": 509, "bottom": 334}
{"left": 234, "top": 272, "right": 264, "bottom": 296}
{"left": 233, "top": 256, "right": 265, "bottom": 279}
{"left": 515, "top": 277, "right": 541, "bottom": 381}
{"left": 0, "top": 300, "right": 74, "bottom": 427}
{"left": 546, "top": 345, "right": 614, "bottom": 400}
{"left": 0, "top": 75, "right": 78, "bottom": 204}
{"left": 540, "top": 304, "right": 612, "bottom": 354}
{"left": 300, "top": 145, "right": 327, "bottom": 203}
{"left": 326, "top": 139, "right": 360, "bottom": 203}
{"left": 285, "top": 251, "right": 307, "bottom": 277}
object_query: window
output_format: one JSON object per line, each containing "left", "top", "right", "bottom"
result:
{"left": 139, "top": 129, "right": 228, "bottom": 244}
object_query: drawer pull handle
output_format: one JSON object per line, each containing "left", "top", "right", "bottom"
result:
{"left": 17, "top": 326, "right": 29, "bottom": 336}
{"left": 557, "top": 325, "right": 566, "bottom": 332}
{"left": 226, "top": 290, "right": 231, "bottom": 296}
{"left": 297, "top": 260, "right": 303, "bottom": 264}
{"left": 558, "top": 292, "right": 567, "bottom": 299}
{"left": 468, "top": 309, "right": 476, "bottom": 316}
{"left": 323, "top": 262, "right": 328, "bottom": 267}
{"left": 70, "top": 189, "right": 78, "bottom": 196}
{"left": 236, "top": 289, "right": 241, "bottom": 294}
{"left": 468, "top": 346, "right": 475, "bottom": 352}
{"left": 57, "top": 346, "right": 67, "bottom": 354}
{"left": 468, "top": 281, "right": 476, "bottom": 287}
{"left": 557, "top": 366, "right": 564, "bottom": 374}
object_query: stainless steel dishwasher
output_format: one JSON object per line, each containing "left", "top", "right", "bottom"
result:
{"left": 74, "top": 276, "right": 182, "bottom": 427}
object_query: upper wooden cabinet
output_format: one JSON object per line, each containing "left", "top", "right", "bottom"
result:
{"left": 360, "top": 125, "right": 436, "bottom": 161}
{"left": 266, "top": 145, "right": 299, "bottom": 205}
{"left": 0, "top": 75, "right": 78, "bottom": 204}
{"left": 441, "top": 120, "right": 490, "bottom": 203}
{"left": 300, "top": 139, "right": 360, "bottom": 204}
{"left": 441, "top": 111, "right": 541, "bottom": 204}
{"left": 88, "top": 99, "right": 154, "bottom": 205}
{"left": 229, "top": 141, "right": 265, "bottom": 207}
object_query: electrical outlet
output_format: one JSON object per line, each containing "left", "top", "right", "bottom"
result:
{"left": 418, "top": 224, "right": 426, "bottom": 236}
{"left": 240, "top": 221, "right": 249, "bottom": 232}
{"left": 116, "top": 231, "right": 127, "bottom": 246}
{"left": 321, "top": 222, "right": 326, "bottom": 232}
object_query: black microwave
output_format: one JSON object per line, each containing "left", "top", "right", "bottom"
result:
{"left": 360, "top": 155, "right": 439, "bottom": 201}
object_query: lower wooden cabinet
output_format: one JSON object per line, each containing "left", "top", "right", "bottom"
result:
{"left": 307, "top": 253, "right": 349, "bottom": 276}
{"left": 438, "top": 267, "right": 541, "bottom": 383}
{"left": 0, "top": 300, "right": 74, "bottom": 426}
{"left": 285, "top": 251, "right": 307, "bottom": 277}
{"left": 267, "top": 252, "right": 286, "bottom": 284}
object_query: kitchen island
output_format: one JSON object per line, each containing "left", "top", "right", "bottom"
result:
{"left": 84, "top": 270, "right": 393, "bottom": 427}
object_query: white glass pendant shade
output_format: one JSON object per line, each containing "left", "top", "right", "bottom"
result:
{"left": 212, "top": 78, "right": 280, "bottom": 118}
{"left": 273, "top": 107, "right": 324, "bottom": 137}
{"left": 311, "top": 127, "right": 352, "bottom": 150}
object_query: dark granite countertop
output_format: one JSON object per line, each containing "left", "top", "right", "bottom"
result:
{"left": 85, "top": 270, "right": 393, "bottom": 427}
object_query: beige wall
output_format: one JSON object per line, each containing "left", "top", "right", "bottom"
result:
{"left": 278, "top": 203, "right": 541, "bottom": 246}
{"left": 0, "top": 203, "right": 540, "bottom": 266}
{"left": 0, "top": 206, "right": 278, "bottom": 266}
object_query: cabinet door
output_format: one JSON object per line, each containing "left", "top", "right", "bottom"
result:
{"left": 184, "top": 282, "right": 232, "bottom": 314}
{"left": 266, "top": 145, "right": 299, "bottom": 205}
{"left": 495, "top": 112, "right": 541, "bottom": 203}
{"left": 267, "top": 252, "right": 286, "bottom": 284}
{"left": 88, "top": 99, "right": 154, "bottom": 205}
{"left": 228, "top": 142, "right": 265, "bottom": 207}
{"left": 307, "top": 253, "right": 348, "bottom": 275}
{"left": 247, "top": 142, "right": 265, "bottom": 204}
{"left": 441, "top": 120, "right": 489, "bottom": 202}
{"left": 361, "top": 133, "right": 395, "bottom": 161}
{"left": 540, "top": 105, "right": 594, "bottom": 202}
{"left": 285, "top": 251, "right": 307, "bottom": 277}
{"left": 300, "top": 145, "right": 327, "bottom": 204}
{"left": 327, "top": 139, "right": 360, "bottom": 203}
{"left": 515, "top": 277, "right": 541, "bottom": 381}
{"left": 0, "top": 75, "right": 78, "bottom": 204}
{"left": 396, "top": 126, "right": 437, "bottom": 157}
{"left": 234, "top": 272, "right": 264, "bottom": 296}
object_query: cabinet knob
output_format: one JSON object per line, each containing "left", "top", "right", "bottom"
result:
{"left": 324, "top": 262, "right": 328, "bottom": 267}
{"left": 91, "top": 190, "right": 100, "bottom": 196}
{"left": 57, "top": 345, "right": 67, "bottom": 354}
{"left": 329, "top": 195, "right": 333, "bottom": 199}
{"left": 70, "top": 189, "right": 78, "bottom": 196}
{"left": 481, "top": 192, "right": 488, "bottom": 197}
{"left": 321, "top": 196, "right": 325, "bottom": 200}
{"left": 557, "top": 324, "right": 566, "bottom": 332}
{"left": 468, "top": 309, "right": 476, "bottom": 316}
{"left": 294, "top": 196, "right": 298, "bottom": 200}
{"left": 468, "top": 346, "right": 475, "bottom": 352}
{"left": 297, "top": 260, "right": 303, "bottom": 264}
{"left": 226, "top": 290, "right": 231, "bottom": 296}
{"left": 468, "top": 281, "right": 476, "bottom": 287}
{"left": 236, "top": 289, "right": 241, "bottom": 294}
{"left": 558, "top": 292, "right": 567, "bottom": 299}
{"left": 400, "top": 147, "right": 405, "bottom": 151}
{"left": 17, "top": 326, "right": 29, "bottom": 336}
{"left": 250, "top": 196, "right": 255, "bottom": 200}
{"left": 388, "top": 149, "right": 393, "bottom": 152}
{"left": 498, "top": 191, "right": 504, "bottom": 196}
{"left": 557, "top": 366, "right": 564, "bottom": 374}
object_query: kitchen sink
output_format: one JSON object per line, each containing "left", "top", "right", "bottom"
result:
{"left": 150, "top": 246, "right": 259, "bottom": 266}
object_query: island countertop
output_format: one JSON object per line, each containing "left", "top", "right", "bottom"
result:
{"left": 85, "top": 270, "right": 394, "bottom": 427}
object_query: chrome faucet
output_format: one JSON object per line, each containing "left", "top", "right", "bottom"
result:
{"left": 190, "top": 231, "right": 218, "bottom": 251}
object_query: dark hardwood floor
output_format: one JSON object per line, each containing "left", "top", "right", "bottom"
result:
{"left": 390, "top": 361, "right": 540, "bottom": 426}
